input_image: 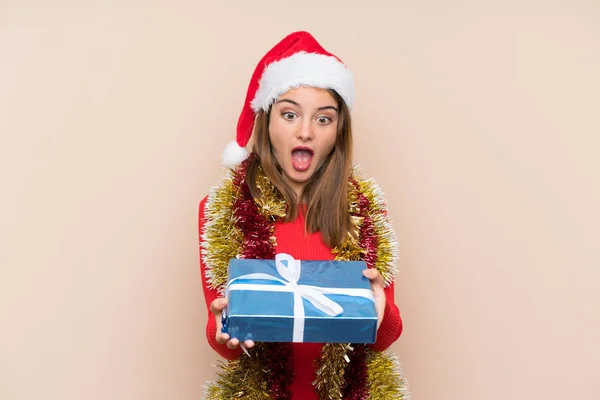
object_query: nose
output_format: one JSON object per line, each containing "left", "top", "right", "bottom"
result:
{"left": 296, "top": 119, "right": 314, "bottom": 141}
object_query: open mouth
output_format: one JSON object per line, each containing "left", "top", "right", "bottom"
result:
{"left": 291, "top": 147, "right": 314, "bottom": 171}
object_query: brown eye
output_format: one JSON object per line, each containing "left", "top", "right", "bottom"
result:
{"left": 316, "top": 116, "right": 332, "bottom": 124}
{"left": 282, "top": 112, "right": 297, "bottom": 121}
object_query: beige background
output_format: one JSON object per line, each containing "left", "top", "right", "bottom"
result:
{"left": 1, "top": 1, "right": 599, "bottom": 399}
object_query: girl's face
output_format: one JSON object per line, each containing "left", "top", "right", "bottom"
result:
{"left": 268, "top": 87, "right": 339, "bottom": 196}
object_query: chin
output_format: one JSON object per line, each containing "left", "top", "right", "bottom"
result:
{"left": 284, "top": 171, "right": 311, "bottom": 186}
{"left": 291, "top": 169, "right": 314, "bottom": 181}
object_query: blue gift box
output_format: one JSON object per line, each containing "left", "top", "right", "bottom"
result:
{"left": 222, "top": 253, "right": 377, "bottom": 343}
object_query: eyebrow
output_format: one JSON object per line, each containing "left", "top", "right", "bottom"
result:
{"left": 275, "top": 98, "right": 339, "bottom": 112}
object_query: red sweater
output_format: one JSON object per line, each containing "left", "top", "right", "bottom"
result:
{"left": 199, "top": 197, "right": 403, "bottom": 399}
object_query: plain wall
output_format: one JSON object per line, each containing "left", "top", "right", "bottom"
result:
{"left": 1, "top": 1, "right": 599, "bottom": 399}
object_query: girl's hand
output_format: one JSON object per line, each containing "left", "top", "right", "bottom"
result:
{"left": 362, "top": 269, "right": 386, "bottom": 329}
{"left": 209, "top": 297, "right": 255, "bottom": 350}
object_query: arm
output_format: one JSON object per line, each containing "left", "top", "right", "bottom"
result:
{"left": 369, "top": 280, "right": 403, "bottom": 352}
{"left": 199, "top": 196, "right": 243, "bottom": 360}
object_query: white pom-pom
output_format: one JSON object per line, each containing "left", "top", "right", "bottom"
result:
{"left": 221, "top": 140, "right": 249, "bottom": 167}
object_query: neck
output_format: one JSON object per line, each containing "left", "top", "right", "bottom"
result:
{"left": 286, "top": 179, "right": 305, "bottom": 199}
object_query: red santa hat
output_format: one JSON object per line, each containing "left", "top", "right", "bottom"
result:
{"left": 221, "top": 31, "right": 355, "bottom": 167}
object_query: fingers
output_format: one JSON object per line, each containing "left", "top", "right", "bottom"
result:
{"left": 216, "top": 332, "right": 244, "bottom": 350}
{"left": 226, "top": 337, "right": 240, "bottom": 349}
{"left": 362, "top": 268, "right": 384, "bottom": 288}
{"left": 362, "top": 268, "right": 376, "bottom": 279}
{"left": 212, "top": 298, "right": 229, "bottom": 345}
{"left": 215, "top": 332, "right": 229, "bottom": 345}
{"left": 211, "top": 297, "right": 254, "bottom": 351}
{"left": 217, "top": 335, "right": 254, "bottom": 350}
{"left": 216, "top": 333, "right": 254, "bottom": 350}
{"left": 215, "top": 327, "right": 253, "bottom": 350}
{"left": 209, "top": 298, "right": 227, "bottom": 315}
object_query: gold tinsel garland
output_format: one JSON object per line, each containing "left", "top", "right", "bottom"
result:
{"left": 201, "top": 163, "right": 409, "bottom": 399}
{"left": 204, "top": 355, "right": 270, "bottom": 399}
{"left": 201, "top": 172, "right": 243, "bottom": 294}
{"left": 366, "top": 351, "right": 411, "bottom": 400}
{"left": 358, "top": 178, "right": 399, "bottom": 287}
{"left": 313, "top": 343, "right": 354, "bottom": 400}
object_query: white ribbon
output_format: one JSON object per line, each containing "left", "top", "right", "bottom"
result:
{"left": 225, "top": 253, "right": 374, "bottom": 342}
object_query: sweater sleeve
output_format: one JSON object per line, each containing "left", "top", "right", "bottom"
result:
{"left": 199, "top": 196, "right": 243, "bottom": 360}
{"left": 368, "top": 280, "right": 403, "bottom": 352}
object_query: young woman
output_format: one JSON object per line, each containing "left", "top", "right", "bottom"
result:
{"left": 199, "top": 31, "right": 408, "bottom": 399}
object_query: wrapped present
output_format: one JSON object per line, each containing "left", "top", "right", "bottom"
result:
{"left": 222, "top": 253, "right": 377, "bottom": 343}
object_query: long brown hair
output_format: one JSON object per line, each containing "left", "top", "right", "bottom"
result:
{"left": 246, "top": 89, "right": 353, "bottom": 248}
